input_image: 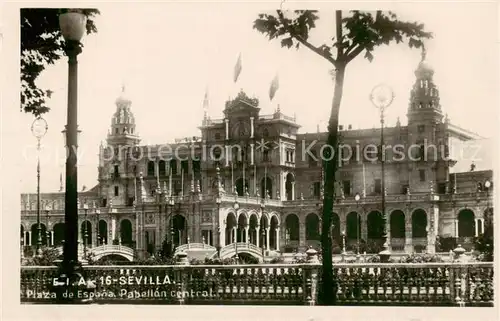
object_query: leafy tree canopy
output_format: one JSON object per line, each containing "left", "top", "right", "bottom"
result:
{"left": 254, "top": 10, "right": 432, "bottom": 67}
{"left": 21, "top": 8, "right": 100, "bottom": 116}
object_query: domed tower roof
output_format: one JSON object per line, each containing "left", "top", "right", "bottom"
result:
{"left": 407, "top": 45, "right": 443, "bottom": 123}
{"left": 108, "top": 85, "right": 139, "bottom": 141}
{"left": 414, "top": 46, "right": 434, "bottom": 79}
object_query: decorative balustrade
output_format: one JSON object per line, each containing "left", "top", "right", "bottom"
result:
{"left": 175, "top": 243, "right": 216, "bottom": 253}
{"left": 219, "top": 243, "right": 263, "bottom": 259}
{"left": 20, "top": 260, "right": 493, "bottom": 306}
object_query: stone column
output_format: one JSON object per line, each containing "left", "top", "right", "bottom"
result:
{"left": 256, "top": 225, "right": 260, "bottom": 247}
{"left": 292, "top": 182, "right": 295, "bottom": 201}
{"left": 299, "top": 216, "right": 306, "bottom": 247}
{"left": 28, "top": 231, "right": 32, "bottom": 246}
{"left": 266, "top": 227, "right": 270, "bottom": 251}
{"left": 404, "top": 213, "right": 413, "bottom": 253}
{"left": 244, "top": 226, "right": 249, "bottom": 243}
{"left": 275, "top": 225, "right": 280, "bottom": 250}
{"left": 51, "top": 231, "right": 54, "bottom": 246}
{"left": 250, "top": 117, "right": 254, "bottom": 138}
{"left": 232, "top": 227, "right": 237, "bottom": 243}
{"left": 360, "top": 215, "right": 367, "bottom": 242}
{"left": 111, "top": 217, "right": 116, "bottom": 242}
{"left": 475, "top": 219, "right": 479, "bottom": 237}
{"left": 454, "top": 219, "right": 459, "bottom": 237}
{"left": 225, "top": 119, "right": 229, "bottom": 140}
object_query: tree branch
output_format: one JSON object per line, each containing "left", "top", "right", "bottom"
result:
{"left": 345, "top": 44, "right": 365, "bottom": 63}
{"left": 276, "top": 10, "right": 337, "bottom": 66}
{"left": 336, "top": 11, "right": 343, "bottom": 60}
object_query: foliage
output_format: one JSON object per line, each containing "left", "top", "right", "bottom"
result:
{"left": 435, "top": 236, "right": 457, "bottom": 252}
{"left": 474, "top": 234, "right": 493, "bottom": 262}
{"left": 112, "top": 239, "right": 120, "bottom": 245}
{"left": 253, "top": 10, "right": 431, "bottom": 305}
{"left": 270, "top": 256, "right": 285, "bottom": 264}
{"left": 23, "top": 247, "right": 61, "bottom": 266}
{"left": 399, "top": 253, "right": 444, "bottom": 263}
{"left": 413, "top": 244, "right": 427, "bottom": 253}
{"left": 21, "top": 8, "right": 100, "bottom": 116}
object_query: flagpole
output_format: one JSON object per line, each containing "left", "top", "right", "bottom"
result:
{"left": 264, "top": 165, "right": 267, "bottom": 197}
{"left": 181, "top": 167, "right": 184, "bottom": 198}
{"left": 169, "top": 167, "right": 172, "bottom": 196}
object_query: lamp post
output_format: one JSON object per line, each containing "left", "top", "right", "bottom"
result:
{"left": 216, "top": 195, "right": 221, "bottom": 258}
{"left": 354, "top": 193, "right": 361, "bottom": 255}
{"left": 341, "top": 230, "right": 347, "bottom": 254}
{"left": 156, "top": 184, "right": 164, "bottom": 252}
{"left": 83, "top": 203, "right": 89, "bottom": 257}
{"left": 31, "top": 116, "right": 48, "bottom": 257}
{"left": 484, "top": 180, "right": 493, "bottom": 242}
{"left": 95, "top": 206, "right": 101, "bottom": 246}
{"left": 45, "top": 205, "right": 51, "bottom": 247}
{"left": 168, "top": 196, "right": 175, "bottom": 256}
{"left": 370, "top": 84, "right": 394, "bottom": 263}
{"left": 59, "top": 9, "right": 87, "bottom": 277}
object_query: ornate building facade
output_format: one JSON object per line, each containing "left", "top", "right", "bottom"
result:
{"left": 20, "top": 53, "right": 494, "bottom": 260}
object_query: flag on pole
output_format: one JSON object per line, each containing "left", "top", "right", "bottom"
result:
{"left": 269, "top": 73, "right": 280, "bottom": 101}
{"left": 233, "top": 53, "right": 242, "bottom": 83}
{"left": 203, "top": 87, "right": 209, "bottom": 120}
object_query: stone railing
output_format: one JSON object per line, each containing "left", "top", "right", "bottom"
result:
{"left": 20, "top": 251, "right": 493, "bottom": 306}
{"left": 175, "top": 243, "right": 216, "bottom": 252}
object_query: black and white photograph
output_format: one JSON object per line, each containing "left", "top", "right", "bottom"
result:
{"left": 1, "top": 1, "right": 498, "bottom": 319}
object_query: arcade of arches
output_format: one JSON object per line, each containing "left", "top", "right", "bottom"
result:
{"left": 223, "top": 212, "right": 280, "bottom": 251}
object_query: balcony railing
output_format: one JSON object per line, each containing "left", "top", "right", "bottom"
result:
{"left": 21, "top": 260, "right": 493, "bottom": 306}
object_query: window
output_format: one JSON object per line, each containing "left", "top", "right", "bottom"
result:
{"left": 115, "top": 128, "right": 119, "bottom": 134}
{"left": 101, "top": 198, "right": 107, "bottom": 207}
{"left": 263, "top": 128, "right": 269, "bottom": 137}
{"left": 159, "top": 160, "right": 166, "bottom": 176}
{"left": 418, "top": 125, "right": 425, "bottom": 133}
{"left": 351, "top": 146, "right": 358, "bottom": 163}
{"left": 201, "top": 230, "right": 213, "bottom": 246}
{"left": 419, "top": 169, "right": 426, "bottom": 182}
{"left": 170, "top": 160, "right": 177, "bottom": 175}
{"left": 215, "top": 132, "right": 221, "bottom": 140}
{"left": 374, "top": 179, "right": 381, "bottom": 194}
{"left": 401, "top": 184, "right": 409, "bottom": 194}
{"left": 192, "top": 160, "right": 201, "bottom": 174}
{"left": 147, "top": 161, "right": 155, "bottom": 176}
{"left": 114, "top": 165, "right": 119, "bottom": 174}
{"left": 437, "top": 182, "right": 447, "bottom": 194}
{"left": 342, "top": 180, "right": 351, "bottom": 196}
{"left": 364, "top": 145, "right": 378, "bottom": 162}
{"left": 181, "top": 160, "right": 189, "bottom": 174}
{"left": 127, "top": 197, "right": 134, "bottom": 206}
{"left": 114, "top": 186, "right": 119, "bottom": 196}
{"left": 313, "top": 182, "right": 321, "bottom": 197}
{"left": 263, "top": 150, "right": 269, "bottom": 162}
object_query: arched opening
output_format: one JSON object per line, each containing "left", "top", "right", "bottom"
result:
{"left": 237, "top": 214, "right": 248, "bottom": 243}
{"left": 53, "top": 223, "right": 65, "bottom": 246}
{"left": 20, "top": 225, "right": 24, "bottom": 244}
{"left": 346, "top": 212, "right": 361, "bottom": 240}
{"left": 331, "top": 212, "right": 341, "bottom": 244}
{"left": 147, "top": 161, "right": 155, "bottom": 176}
{"left": 158, "top": 160, "right": 166, "bottom": 176}
{"left": 260, "top": 215, "right": 269, "bottom": 250}
{"left": 225, "top": 212, "right": 237, "bottom": 245}
{"left": 31, "top": 223, "right": 47, "bottom": 246}
{"left": 261, "top": 177, "right": 273, "bottom": 199}
{"left": 81, "top": 221, "right": 92, "bottom": 246}
{"left": 367, "top": 211, "right": 384, "bottom": 240}
{"left": 305, "top": 213, "right": 320, "bottom": 241}
{"left": 458, "top": 209, "right": 475, "bottom": 237}
{"left": 249, "top": 214, "right": 259, "bottom": 245}
{"left": 285, "top": 214, "right": 300, "bottom": 242}
{"left": 235, "top": 178, "right": 249, "bottom": 196}
{"left": 412, "top": 209, "right": 428, "bottom": 238}
{"left": 120, "top": 219, "right": 133, "bottom": 246}
{"left": 96, "top": 254, "right": 131, "bottom": 264}
{"left": 173, "top": 214, "right": 186, "bottom": 246}
{"left": 270, "top": 216, "right": 279, "bottom": 250}
{"left": 285, "top": 173, "right": 295, "bottom": 200}
{"left": 390, "top": 210, "right": 406, "bottom": 238}
{"left": 98, "top": 220, "right": 108, "bottom": 245}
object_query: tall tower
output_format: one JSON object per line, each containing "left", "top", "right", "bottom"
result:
{"left": 99, "top": 86, "right": 141, "bottom": 207}
{"left": 406, "top": 47, "right": 448, "bottom": 194}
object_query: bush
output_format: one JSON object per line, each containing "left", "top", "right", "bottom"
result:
{"left": 270, "top": 257, "right": 285, "bottom": 264}
{"left": 399, "top": 253, "right": 443, "bottom": 263}
{"left": 435, "top": 236, "right": 457, "bottom": 252}
{"left": 23, "top": 247, "right": 61, "bottom": 266}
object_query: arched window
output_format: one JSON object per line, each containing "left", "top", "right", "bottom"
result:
{"left": 147, "top": 161, "right": 155, "bottom": 176}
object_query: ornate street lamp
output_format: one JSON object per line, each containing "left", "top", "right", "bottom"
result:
{"left": 168, "top": 196, "right": 175, "bottom": 256}
{"left": 95, "top": 206, "right": 101, "bottom": 246}
{"left": 216, "top": 195, "right": 222, "bottom": 258}
{"left": 45, "top": 205, "right": 51, "bottom": 247}
{"left": 341, "top": 230, "right": 347, "bottom": 255}
{"left": 31, "top": 116, "right": 48, "bottom": 257}
{"left": 370, "top": 83, "right": 395, "bottom": 263}
{"left": 58, "top": 9, "right": 88, "bottom": 296}
{"left": 83, "top": 202, "right": 89, "bottom": 257}
{"left": 354, "top": 193, "right": 361, "bottom": 255}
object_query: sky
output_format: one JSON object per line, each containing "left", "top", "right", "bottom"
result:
{"left": 12, "top": 2, "right": 499, "bottom": 193}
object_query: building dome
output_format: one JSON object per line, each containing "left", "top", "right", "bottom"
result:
{"left": 115, "top": 85, "right": 132, "bottom": 106}
{"left": 414, "top": 47, "right": 434, "bottom": 79}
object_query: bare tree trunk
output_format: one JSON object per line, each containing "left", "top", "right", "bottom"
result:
{"left": 319, "top": 63, "right": 345, "bottom": 305}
